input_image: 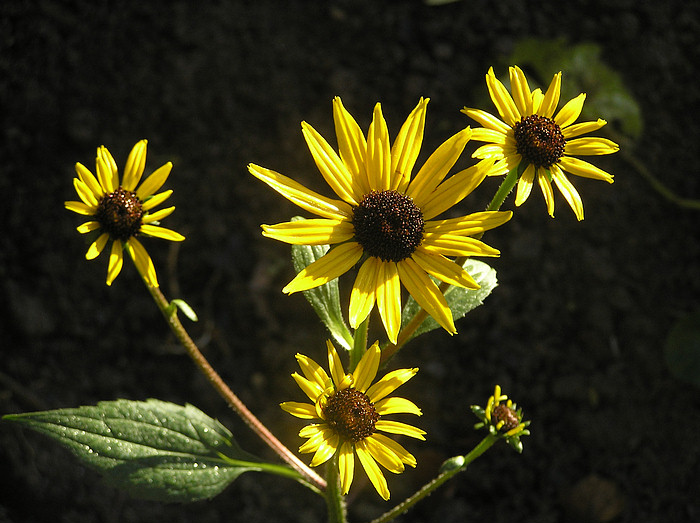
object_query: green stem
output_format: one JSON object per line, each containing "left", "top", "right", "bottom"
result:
{"left": 486, "top": 165, "right": 520, "bottom": 211}
{"left": 369, "top": 435, "right": 498, "bottom": 523}
{"left": 325, "top": 454, "right": 347, "bottom": 523}
{"left": 349, "top": 316, "right": 368, "bottom": 372}
{"left": 144, "top": 283, "right": 327, "bottom": 492}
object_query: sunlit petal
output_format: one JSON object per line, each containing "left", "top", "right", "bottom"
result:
{"left": 261, "top": 219, "right": 354, "bottom": 245}
{"left": 355, "top": 442, "right": 390, "bottom": 500}
{"left": 348, "top": 257, "right": 380, "bottom": 329}
{"left": 391, "top": 97, "right": 428, "bottom": 193}
{"left": 353, "top": 342, "right": 381, "bottom": 394}
{"left": 376, "top": 262, "right": 401, "bottom": 345}
{"left": 283, "top": 242, "right": 363, "bottom": 294}
{"left": 122, "top": 139, "right": 148, "bottom": 191}
{"left": 136, "top": 162, "right": 173, "bottom": 200}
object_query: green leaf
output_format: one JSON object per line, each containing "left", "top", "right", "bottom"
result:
{"left": 400, "top": 259, "right": 498, "bottom": 342}
{"left": 664, "top": 310, "right": 700, "bottom": 388}
{"left": 166, "top": 299, "right": 199, "bottom": 322}
{"left": 290, "top": 218, "right": 354, "bottom": 351}
{"left": 3, "top": 399, "right": 298, "bottom": 502}
{"left": 506, "top": 37, "right": 643, "bottom": 138}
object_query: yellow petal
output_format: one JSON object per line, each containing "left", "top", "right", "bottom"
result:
{"left": 472, "top": 143, "right": 507, "bottom": 160}
{"left": 106, "top": 239, "right": 124, "bottom": 286}
{"left": 370, "top": 433, "right": 417, "bottom": 467}
{"left": 376, "top": 262, "right": 401, "bottom": 345}
{"left": 139, "top": 224, "right": 185, "bottom": 241}
{"left": 96, "top": 145, "right": 118, "bottom": 190}
{"left": 348, "top": 257, "right": 380, "bottom": 328}
{"left": 538, "top": 71, "right": 562, "bottom": 118}
{"left": 249, "top": 163, "right": 352, "bottom": 220}
{"left": 366, "top": 103, "right": 392, "bottom": 191}
{"left": 366, "top": 368, "right": 418, "bottom": 403}
{"left": 562, "top": 119, "right": 607, "bottom": 139}
{"left": 418, "top": 157, "right": 492, "bottom": 220}
{"left": 391, "top": 97, "right": 428, "bottom": 193}
{"left": 292, "top": 372, "right": 325, "bottom": 402}
{"left": 551, "top": 164, "right": 584, "bottom": 221}
{"left": 374, "top": 396, "right": 422, "bottom": 416}
{"left": 360, "top": 437, "right": 404, "bottom": 474}
{"left": 65, "top": 200, "right": 96, "bottom": 216}
{"left": 136, "top": 162, "right": 173, "bottom": 200}
{"left": 411, "top": 249, "right": 478, "bottom": 289}
{"left": 554, "top": 93, "right": 586, "bottom": 128}
{"left": 355, "top": 442, "right": 390, "bottom": 500}
{"left": 85, "top": 232, "right": 109, "bottom": 260}
{"left": 333, "top": 96, "right": 369, "bottom": 196}
{"left": 73, "top": 177, "right": 99, "bottom": 206}
{"left": 421, "top": 233, "right": 500, "bottom": 258}
{"left": 509, "top": 65, "right": 533, "bottom": 117}
{"left": 95, "top": 155, "right": 115, "bottom": 194}
{"left": 299, "top": 425, "right": 330, "bottom": 453}
{"left": 302, "top": 122, "right": 359, "bottom": 205}
{"left": 338, "top": 441, "right": 355, "bottom": 495}
{"left": 327, "top": 340, "right": 347, "bottom": 390}
{"left": 76, "top": 221, "right": 101, "bottom": 234}
{"left": 141, "top": 189, "right": 173, "bottom": 211}
{"left": 460, "top": 107, "right": 511, "bottom": 135}
{"left": 485, "top": 66, "right": 521, "bottom": 127}
{"left": 309, "top": 432, "right": 339, "bottom": 467}
{"left": 396, "top": 258, "right": 455, "bottom": 335}
{"left": 557, "top": 156, "right": 614, "bottom": 183}
{"left": 296, "top": 352, "right": 331, "bottom": 390}
{"left": 514, "top": 163, "right": 537, "bottom": 206}
{"left": 352, "top": 342, "right": 380, "bottom": 394}
{"left": 122, "top": 139, "right": 148, "bottom": 191}
{"left": 142, "top": 206, "right": 175, "bottom": 224}
{"left": 75, "top": 162, "right": 104, "bottom": 199}
{"left": 283, "top": 242, "right": 363, "bottom": 294}
{"left": 424, "top": 210, "right": 513, "bottom": 236}
{"left": 564, "top": 137, "right": 620, "bottom": 156}
{"left": 536, "top": 168, "right": 556, "bottom": 217}
{"left": 280, "top": 401, "right": 317, "bottom": 419}
{"left": 261, "top": 219, "right": 354, "bottom": 245}
{"left": 406, "top": 127, "right": 471, "bottom": 206}
{"left": 375, "top": 420, "right": 426, "bottom": 440}
{"left": 126, "top": 238, "right": 158, "bottom": 287}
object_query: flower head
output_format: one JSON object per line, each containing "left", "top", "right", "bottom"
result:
{"left": 65, "top": 140, "right": 185, "bottom": 287}
{"left": 281, "top": 340, "right": 425, "bottom": 500}
{"left": 250, "top": 97, "right": 511, "bottom": 343}
{"left": 462, "top": 66, "right": 619, "bottom": 220}
{"left": 471, "top": 384, "right": 530, "bottom": 453}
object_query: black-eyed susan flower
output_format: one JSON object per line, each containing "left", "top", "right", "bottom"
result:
{"left": 65, "top": 140, "right": 184, "bottom": 287}
{"left": 471, "top": 384, "right": 530, "bottom": 453}
{"left": 281, "top": 340, "right": 425, "bottom": 500}
{"left": 462, "top": 66, "right": 619, "bottom": 220}
{"left": 249, "top": 97, "right": 512, "bottom": 343}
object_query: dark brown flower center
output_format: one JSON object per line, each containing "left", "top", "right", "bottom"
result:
{"left": 513, "top": 114, "right": 566, "bottom": 168}
{"left": 95, "top": 187, "right": 143, "bottom": 241}
{"left": 352, "top": 190, "right": 424, "bottom": 263}
{"left": 492, "top": 403, "right": 519, "bottom": 432}
{"left": 323, "top": 388, "right": 379, "bottom": 442}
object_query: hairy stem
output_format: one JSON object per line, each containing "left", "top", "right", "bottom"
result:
{"left": 146, "top": 284, "right": 327, "bottom": 492}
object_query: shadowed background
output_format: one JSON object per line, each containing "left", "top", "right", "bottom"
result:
{"left": 1, "top": 1, "right": 699, "bottom": 522}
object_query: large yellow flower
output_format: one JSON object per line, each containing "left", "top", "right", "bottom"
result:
{"left": 249, "top": 97, "right": 511, "bottom": 343}
{"left": 65, "top": 140, "right": 185, "bottom": 287}
{"left": 281, "top": 340, "right": 424, "bottom": 500}
{"left": 462, "top": 66, "right": 619, "bottom": 220}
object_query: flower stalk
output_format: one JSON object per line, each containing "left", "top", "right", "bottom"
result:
{"left": 145, "top": 283, "right": 327, "bottom": 492}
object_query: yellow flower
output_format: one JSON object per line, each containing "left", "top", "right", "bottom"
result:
{"left": 281, "top": 340, "right": 424, "bottom": 500}
{"left": 249, "top": 97, "right": 511, "bottom": 343}
{"left": 462, "top": 66, "right": 619, "bottom": 220}
{"left": 65, "top": 140, "right": 185, "bottom": 287}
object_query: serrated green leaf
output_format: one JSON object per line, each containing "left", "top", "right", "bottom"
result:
{"left": 3, "top": 399, "right": 298, "bottom": 502}
{"left": 290, "top": 217, "right": 353, "bottom": 351}
{"left": 400, "top": 259, "right": 497, "bottom": 342}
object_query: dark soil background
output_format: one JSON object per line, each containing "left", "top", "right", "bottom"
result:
{"left": 1, "top": 1, "right": 699, "bottom": 522}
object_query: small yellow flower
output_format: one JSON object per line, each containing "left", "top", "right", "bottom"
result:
{"left": 250, "top": 97, "right": 512, "bottom": 343}
{"left": 462, "top": 66, "right": 619, "bottom": 220}
{"left": 281, "top": 340, "right": 425, "bottom": 500}
{"left": 472, "top": 384, "right": 530, "bottom": 453}
{"left": 65, "top": 140, "right": 185, "bottom": 287}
